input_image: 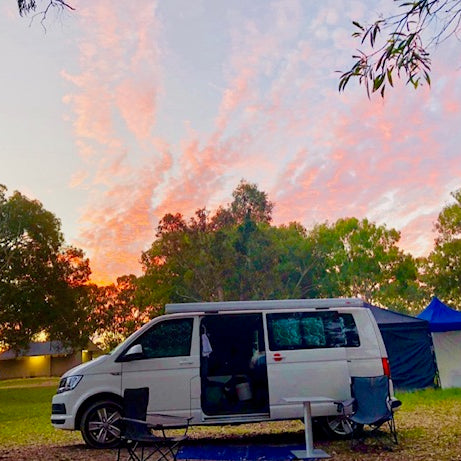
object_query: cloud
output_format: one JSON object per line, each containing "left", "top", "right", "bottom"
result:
{"left": 63, "top": 1, "right": 165, "bottom": 283}
{"left": 272, "top": 50, "right": 461, "bottom": 257}
{"left": 61, "top": 1, "right": 461, "bottom": 284}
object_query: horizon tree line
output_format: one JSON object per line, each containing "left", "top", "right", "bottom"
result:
{"left": 1, "top": 181, "right": 460, "bottom": 352}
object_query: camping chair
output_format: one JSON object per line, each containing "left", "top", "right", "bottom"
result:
{"left": 335, "top": 375, "right": 400, "bottom": 446}
{"left": 117, "top": 387, "right": 191, "bottom": 461}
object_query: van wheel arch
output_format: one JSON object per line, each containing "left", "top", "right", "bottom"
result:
{"left": 75, "top": 392, "right": 123, "bottom": 428}
{"left": 77, "top": 393, "right": 123, "bottom": 448}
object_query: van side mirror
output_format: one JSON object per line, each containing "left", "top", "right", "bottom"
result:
{"left": 121, "top": 344, "right": 143, "bottom": 361}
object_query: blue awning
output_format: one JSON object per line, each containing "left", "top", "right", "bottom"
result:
{"left": 417, "top": 297, "right": 461, "bottom": 332}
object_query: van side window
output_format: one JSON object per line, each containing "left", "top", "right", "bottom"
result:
{"left": 134, "top": 318, "right": 193, "bottom": 359}
{"left": 340, "top": 313, "right": 360, "bottom": 347}
{"left": 267, "top": 312, "right": 360, "bottom": 350}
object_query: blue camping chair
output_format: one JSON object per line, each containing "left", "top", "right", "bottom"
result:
{"left": 117, "top": 387, "right": 191, "bottom": 461}
{"left": 335, "top": 375, "right": 400, "bottom": 445}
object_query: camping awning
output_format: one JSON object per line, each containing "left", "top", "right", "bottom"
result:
{"left": 417, "top": 297, "right": 461, "bottom": 332}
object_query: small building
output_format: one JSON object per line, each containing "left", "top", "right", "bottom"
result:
{"left": 0, "top": 340, "right": 101, "bottom": 380}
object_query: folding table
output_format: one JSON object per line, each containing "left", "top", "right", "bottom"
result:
{"left": 283, "top": 397, "right": 333, "bottom": 459}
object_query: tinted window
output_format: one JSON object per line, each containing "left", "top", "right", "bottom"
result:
{"left": 134, "top": 318, "right": 193, "bottom": 359}
{"left": 267, "top": 311, "right": 360, "bottom": 350}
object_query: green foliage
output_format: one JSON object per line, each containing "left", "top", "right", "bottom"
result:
{"left": 422, "top": 188, "right": 461, "bottom": 305}
{"left": 229, "top": 179, "right": 274, "bottom": 224}
{"left": 138, "top": 185, "right": 426, "bottom": 313}
{"left": 308, "top": 217, "right": 421, "bottom": 311}
{"left": 0, "top": 185, "right": 92, "bottom": 351}
{"left": 138, "top": 185, "right": 431, "bottom": 313}
{"left": 339, "top": 1, "right": 461, "bottom": 96}
{"left": 140, "top": 183, "right": 315, "bottom": 304}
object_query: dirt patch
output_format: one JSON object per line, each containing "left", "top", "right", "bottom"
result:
{"left": 0, "top": 443, "right": 113, "bottom": 461}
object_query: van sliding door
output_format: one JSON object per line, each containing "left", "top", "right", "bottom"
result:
{"left": 265, "top": 311, "right": 351, "bottom": 420}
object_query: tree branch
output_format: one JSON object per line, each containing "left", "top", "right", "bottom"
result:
{"left": 340, "top": 0, "right": 461, "bottom": 97}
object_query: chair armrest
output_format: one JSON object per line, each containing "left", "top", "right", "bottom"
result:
{"left": 146, "top": 413, "right": 191, "bottom": 428}
{"left": 122, "top": 416, "right": 150, "bottom": 427}
{"left": 335, "top": 398, "right": 355, "bottom": 414}
{"left": 146, "top": 414, "right": 193, "bottom": 437}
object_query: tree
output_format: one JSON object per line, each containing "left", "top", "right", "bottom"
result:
{"left": 89, "top": 275, "right": 159, "bottom": 352}
{"left": 17, "top": 0, "right": 74, "bottom": 16}
{"left": 140, "top": 183, "right": 319, "bottom": 304}
{"left": 229, "top": 179, "right": 274, "bottom": 224}
{"left": 269, "top": 222, "right": 323, "bottom": 299}
{"left": 17, "top": 0, "right": 74, "bottom": 26}
{"left": 339, "top": 1, "right": 461, "bottom": 97}
{"left": 140, "top": 209, "right": 236, "bottom": 303}
{"left": 309, "top": 217, "right": 421, "bottom": 312}
{"left": 0, "top": 185, "right": 91, "bottom": 351}
{"left": 423, "top": 188, "right": 461, "bottom": 306}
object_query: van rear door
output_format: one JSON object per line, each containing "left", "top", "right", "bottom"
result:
{"left": 265, "top": 310, "right": 351, "bottom": 419}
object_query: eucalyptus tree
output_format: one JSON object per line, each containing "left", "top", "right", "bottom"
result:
{"left": 309, "top": 217, "right": 421, "bottom": 312}
{"left": 340, "top": 0, "right": 461, "bottom": 96}
{"left": 139, "top": 182, "right": 315, "bottom": 304}
{"left": 17, "top": 0, "right": 74, "bottom": 18}
{"left": 0, "top": 185, "right": 91, "bottom": 350}
{"left": 423, "top": 188, "right": 461, "bottom": 306}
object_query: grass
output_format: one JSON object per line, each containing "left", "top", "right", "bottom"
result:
{"left": 0, "top": 377, "right": 60, "bottom": 388}
{"left": 1, "top": 379, "right": 461, "bottom": 459}
{"left": 0, "top": 378, "right": 81, "bottom": 447}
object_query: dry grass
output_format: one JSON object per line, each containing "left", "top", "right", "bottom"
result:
{"left": 1, "top": 382, "right": 461, "bottom": 460}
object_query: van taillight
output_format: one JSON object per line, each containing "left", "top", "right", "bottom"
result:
{"left": 382, "top": 357, "right": 391, "bottom": 377}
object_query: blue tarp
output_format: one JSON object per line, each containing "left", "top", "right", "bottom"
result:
{"left": 178, "top": 443, "right": 306, "bottom": 460}
{"left": 364, "top": 303, "right": 437, "bottom": 390}
{"left": 417, "top": 297, "right": 461, "bottom": 332}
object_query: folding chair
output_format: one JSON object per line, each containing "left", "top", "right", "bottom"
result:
{"left": 335, "top": 375, "right": 400, "bottom": 446}
{"left": 116, "top": 387, "right": 191, "bottom": 461}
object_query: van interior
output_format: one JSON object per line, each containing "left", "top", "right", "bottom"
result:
{"left": 200, "top": 313, "right": 269, "bottom": 416}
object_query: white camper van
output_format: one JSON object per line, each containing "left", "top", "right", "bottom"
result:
{"left": 51, "top": 298, "right": 393, "bottom": 448}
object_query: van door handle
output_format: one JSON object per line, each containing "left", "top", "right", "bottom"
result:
{"left": 179, "top": 360, "right": 194, "bottom": 365}
{"left": 273, "top": 353, "right": 285, "bottom": 362}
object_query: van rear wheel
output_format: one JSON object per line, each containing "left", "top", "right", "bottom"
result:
{"left": 320, "top": 415, "right": 362, "bottom": 439}
{"left": 80, "top": 400, "right": 122, "bottom": 448}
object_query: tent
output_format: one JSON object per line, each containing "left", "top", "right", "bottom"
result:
{"left": 418, "top": 297, "right": 461, "bottom": 388}
{"left": 365, "top": 304, "right": 438, "bottom": 390}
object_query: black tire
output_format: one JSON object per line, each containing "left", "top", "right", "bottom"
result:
{"left": 80, "top": 399, "right": 122, "bottom": 448}
{"left": 320, "top": 415, "right": 362, "bottom": 439}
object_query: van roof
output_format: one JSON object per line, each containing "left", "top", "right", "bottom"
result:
{"left": 165, "top": 297, "right": 365, "bottom": 314}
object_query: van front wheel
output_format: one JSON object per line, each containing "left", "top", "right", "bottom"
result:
{"left": 80, "top": 400, "right": 122, "bottom": 448}
{"left": 320, "top": 415, "right": 362, "bottom": 439}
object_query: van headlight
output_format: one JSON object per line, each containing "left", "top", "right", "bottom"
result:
{"left": 57, "top": 375, "right": 83, "bottom": 394}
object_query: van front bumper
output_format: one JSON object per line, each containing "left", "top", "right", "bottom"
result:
{"left": 51, "top": 394, "right": 76, "bottom": 430}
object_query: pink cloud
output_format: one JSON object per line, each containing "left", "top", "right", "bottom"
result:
{"left": 272, "top": 53, "right": 461, "bottom": 256}
{"left": 62, "top": 1, "right": 165, "bottom": 283}
{"left": 61, "top": 1, "right": 461, "bottom": 284}
{"left": 115, "top": 80, "right": 157, "bottom": 141}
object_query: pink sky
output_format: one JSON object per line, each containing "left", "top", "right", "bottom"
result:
{"left": 1, "top": 1, "right": 460, "bottom": 285}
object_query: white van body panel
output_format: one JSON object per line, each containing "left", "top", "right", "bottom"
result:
{"left": 266, "top": 346, "right": 350, "bottom": 419}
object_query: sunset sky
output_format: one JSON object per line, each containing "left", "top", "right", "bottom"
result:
{"left": 1, "top": 1, "right": 460, "bottom": 285}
